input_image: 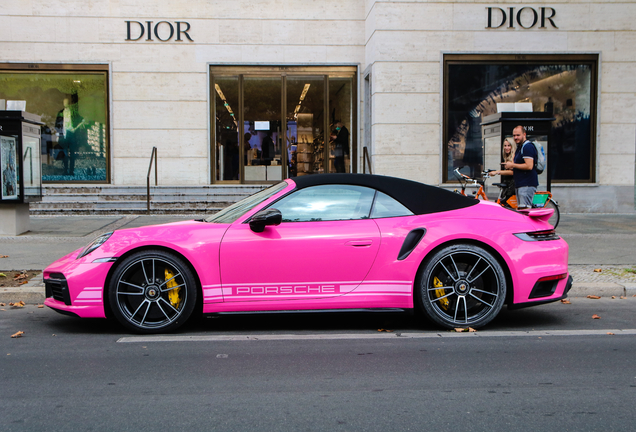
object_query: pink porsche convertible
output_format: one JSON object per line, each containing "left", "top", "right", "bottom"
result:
{"left": 44, "top": 174, "right": 571, "bottom": 333}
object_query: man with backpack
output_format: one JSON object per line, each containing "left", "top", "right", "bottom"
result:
{"left": 503, "top": 125, "right": 539, "bottom": 209}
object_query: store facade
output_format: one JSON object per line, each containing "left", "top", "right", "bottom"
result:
{"left": 1, "top": 0, "right": 634, "bottom": 212}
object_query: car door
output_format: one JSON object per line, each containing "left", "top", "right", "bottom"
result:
{"left": 220, "top": 184, "right": 381, "bottom": 303}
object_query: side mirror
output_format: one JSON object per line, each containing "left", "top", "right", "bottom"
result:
{"left": 249, "top": 208, "right": 282, "bottom": 233}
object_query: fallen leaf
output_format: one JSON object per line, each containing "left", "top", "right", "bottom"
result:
{"left": 593, "top": 268, "right": 602, "bottom": 272}
{"left": 592, "top": 314, "right": 601, "bottom": 319}
{"left": 620, "top": 296, "right": 626, "bottom": 299}
{"left": 454, "top": 328, "right": 467, "bottom": 332}
{"left": 376, "top": 329, "right": 394, "bottom": 333}
{"left": 587, "top": 295, "right": 601, "bottom": 299}
{"left": 11, "top": 331, "right": 24, "bottom": 338}
{"left": 0, "top": 255, "right": 8, "bottom": 258}
{"left": 37, "top": 305, "right": 44, "bottom": 308}
{"left": 0, "top": 302, "right": 5, "bottom": 306}
{"left": 9, "top": 301, "right": 25, "bottom": 308}
{"left": 13, "top": 272, "right": 29, "bottom": 281}
{"left": 468, "top": 327, "right": 477, "bottom": 332}
{"left": 0, "top": 273, "right": 6, "bottom": 277}
{"left": 607, "top": 332, "right": 615, "bottom": 335}
{"left": 612, "top": 296, "right": 616, "bottom": 299}
{"left": 560, "top": 299, "right": 571, "bottom": 304}
{"left": 19, "top": 281, "right": 28, "bottom": 285}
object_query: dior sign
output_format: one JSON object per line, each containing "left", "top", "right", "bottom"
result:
{"left": 125, "top": 21, "right": 194, "bottom": 41}
{"left": 486, "top": 7, "right": 558, "bottom": 29}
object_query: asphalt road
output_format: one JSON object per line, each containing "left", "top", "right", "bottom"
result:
{"left": 2, "top": 298, "right": 635, "bottom": 431}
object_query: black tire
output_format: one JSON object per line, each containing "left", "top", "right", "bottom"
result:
{"left": 544, "top": 199, "right": 560, "bottom": 229}
{"left": 418, "top": 244, "right": 506, "bottom": 329}
{"left": 108, "top": 250, "right": 197, "bottom": 333}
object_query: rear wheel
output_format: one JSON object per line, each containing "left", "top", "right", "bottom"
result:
{"left": 108, "top": 250, "right": 197, "bottom": 333}
{"left": 418, "top": 244, "right": 506, "bottom": 329}
{"left": 544, "top": 199, "right": 560, "bottom": 228}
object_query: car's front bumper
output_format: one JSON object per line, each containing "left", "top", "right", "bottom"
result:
{"left": 43, "top": 249, "right": 113, "bottom": 319}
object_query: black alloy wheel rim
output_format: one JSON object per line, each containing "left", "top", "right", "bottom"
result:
{"left": 115, "top": 257, "right": 188, "bottom": 329}
{"left": 426, "top": 250, "right": 501, "bottom": 325}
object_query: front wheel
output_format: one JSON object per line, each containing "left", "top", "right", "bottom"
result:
{"left": 417, "top": 244, "right": 507, "bottom": 329}
{"left": 544, "top": 199, "right": 560, "bottom": 228}
{"left": 108, "top": 250, "right": 197, "bottom": 333}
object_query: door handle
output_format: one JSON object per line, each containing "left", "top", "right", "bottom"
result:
{"left": 346, "top": 240, "right": 373, "bottom": 247}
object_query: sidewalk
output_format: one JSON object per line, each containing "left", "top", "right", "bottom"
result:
{"left": 1, "top": 213, "right": 635, "bottom": 304}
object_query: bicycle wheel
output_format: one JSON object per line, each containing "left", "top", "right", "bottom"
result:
{"left": 544, "top": 199, "right": 560, "bottom": 228}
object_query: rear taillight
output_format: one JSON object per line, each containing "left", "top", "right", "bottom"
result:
{"left": 514, "top": 229, "right": 560, "bottom": 241}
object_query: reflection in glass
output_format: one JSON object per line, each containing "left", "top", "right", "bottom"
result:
{"left": 0, "top": 72, "right": 108, "bottom": 182}
{"left": 286, "top": 77, "right": 324, "bottom": 177}
{"left": 214, "top": 76, "right": 240, "bottom": 181}
{"left": 370, "top": 192, "right": 413, "bottom": 219}
{"left": 275, "top": 185, "right": 375, "bottom": 222}
{"left": 243, "top": 77, "right": 282, "bottom": 182}
{"left": 446, "top": 62, "right": 594, "bottom": 182}
{"left": 328, "top": 78, "right": 352, "bottom": 173}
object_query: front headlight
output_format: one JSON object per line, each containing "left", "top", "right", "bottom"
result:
{"left": 77, "top": 232, "right": 113, "bottom": 259}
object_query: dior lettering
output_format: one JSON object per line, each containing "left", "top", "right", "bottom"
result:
{"left": 486, "top": 7, "right": 557, "bottom": 29}
{"left": 125, "top": 21, "right": 193, "bottom": 42}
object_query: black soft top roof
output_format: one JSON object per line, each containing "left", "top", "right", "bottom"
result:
{"left": 290, "top": 173, "right": 478, "bottom": 215}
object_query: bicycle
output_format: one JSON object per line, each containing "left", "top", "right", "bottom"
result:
{"left": 453, "top": 167, "right": 560, "bottom": 228}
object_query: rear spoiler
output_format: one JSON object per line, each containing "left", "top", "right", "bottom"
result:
{"left": 517, "top": 207, "right": 554, "bottom": 223}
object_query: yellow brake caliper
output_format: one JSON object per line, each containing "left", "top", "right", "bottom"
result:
{"left": 165, "top": 269, "right": 181, "bottom": 309}
{"left": 434, "top": 276, "right": 449, "bottom": 311}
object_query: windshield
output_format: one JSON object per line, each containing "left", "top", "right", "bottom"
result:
{"left": 205, "top": 181, "right": 289, "bottom": 223}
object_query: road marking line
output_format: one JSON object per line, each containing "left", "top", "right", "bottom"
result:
{"left": 117, "top": 329, "right": 636, "bottom": 343}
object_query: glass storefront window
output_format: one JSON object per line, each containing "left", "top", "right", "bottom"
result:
{"left": 243, "top": 77, "right": 283, "bottom": 182}
{"left": 214, "top": 76, "right": 240, "bottom": 181}
{"left": 211, "top": 66, "right": 357, "bottom": 184}
{"left": 0, "top": 66, "right": 109, "bottom": 183}
{"left": 328, "top": 77, "right": 353, "bottom": 174}
{"left": 287, "top": 76, "right": 325, "bottom": 177}
{"left": 444, "top": 55, "right": 597, "bottom": 183}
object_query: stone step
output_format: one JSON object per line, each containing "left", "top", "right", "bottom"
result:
{"left": 30, "top": 184, "right": 268, "bottom": 215}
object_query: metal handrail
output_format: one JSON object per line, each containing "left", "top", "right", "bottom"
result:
{"left": 147, "top": 147, "right": 157, "bottom": 214}
{"left": 363, "top": 146, "right": 372, "bottom": 174}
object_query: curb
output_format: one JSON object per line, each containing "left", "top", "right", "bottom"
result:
{"left": 1, "top": 281, "right": 635, "bottom": 306}
{"left": 569, "top": 282, "right": 636, "bottom": 298}
{"left": 0, "top": 273, "right": 45, "bottom": 305}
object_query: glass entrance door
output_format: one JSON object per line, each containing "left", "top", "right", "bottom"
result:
{"left": 286, "top": 76, "right": 325, "bottom": 177}
{"left": 243, "top": 77, "right": 283, "bottom": 182}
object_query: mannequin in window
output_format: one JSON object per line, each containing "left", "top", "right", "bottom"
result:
{"left": 55, "top": 93, "right": 85, "bottom": 176}
{"left": 331, "top": 121, "right": 349, "bottom": 173}
{"left": 261, "top": 130, "right": 275, "bottom": 166}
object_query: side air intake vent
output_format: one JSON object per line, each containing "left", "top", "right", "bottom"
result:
{"left": 397, "top": 228, "right": 426, "bottom": 261}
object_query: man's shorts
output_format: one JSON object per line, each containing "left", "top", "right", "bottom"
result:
{"left": 516, "top": 186, "right": 537, "bottom": 209}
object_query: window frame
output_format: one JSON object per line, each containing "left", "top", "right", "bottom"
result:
{"left": 0, "top": 63, "right": 111, "bottom": 184}
{"left": 442, "top": 53, "right": 598, "bottom": 184}
{"left": 209, "top": 65, "right": 358, "bottom": 184}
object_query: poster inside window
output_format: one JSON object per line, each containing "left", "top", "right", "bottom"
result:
{"left": 1, "top": 136, "right": 18, "bottom": 199}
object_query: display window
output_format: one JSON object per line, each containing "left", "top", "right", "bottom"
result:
{"left": 443, "top": 54, "right": 598, "bottom": 183}
{"left": 211, "top": 66, "right": 356, "bottom": 184}
{"left": 0, "top": 64, "right": 109, "bottom": 183}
